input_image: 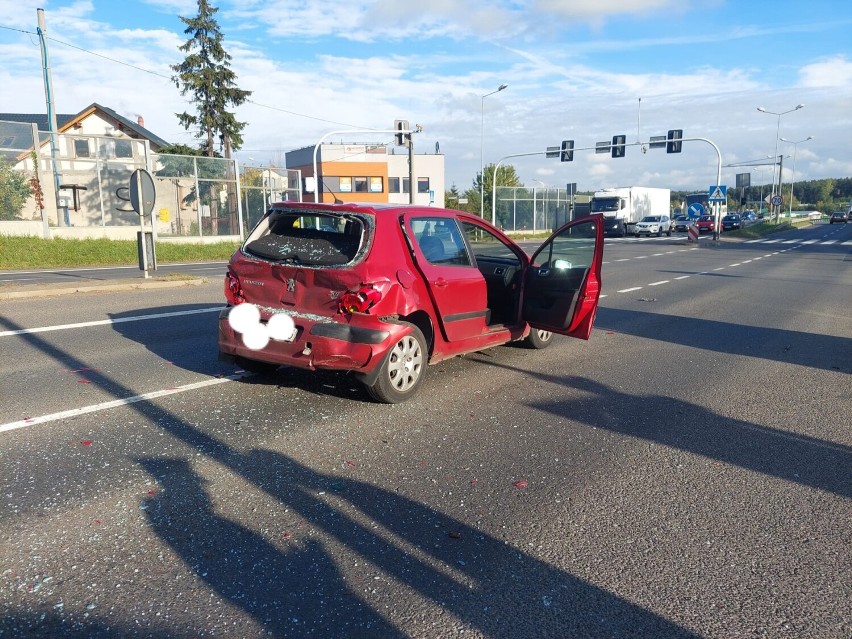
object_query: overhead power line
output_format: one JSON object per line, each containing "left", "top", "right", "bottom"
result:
{"left": 1, "top": 23, "right": 373, "bottom": 130}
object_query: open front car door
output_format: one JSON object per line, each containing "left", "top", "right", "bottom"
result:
{"left": 521, "top": 213, "right": 604, "bottom": 340}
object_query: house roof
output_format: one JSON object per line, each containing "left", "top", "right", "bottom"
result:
{"left": 0, "top": 102, "right": 170, "bottom": 150}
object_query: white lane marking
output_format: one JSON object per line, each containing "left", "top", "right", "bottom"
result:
{"left": 1, "top": 307, "right": 223, "bottom": 338}
{"left": 821, "top": 240, "right": 838, "bottom": 245}
{"left": 730, "top": 263, "right": 741, "bottom": 267}
{"left": 614, "top": 258, "right": 631, "bottom": 262}
{"left": 635, "top": 256, "right": 648, "bottom": 259}
{"left": 763, "top": 239, "right": 780, "bottom": 244}
{"left": 648, "top": 280, "right": 669, "bottom": 286}
{"left": 801, "top": 240, "right": 819, "bottom": 244}
{"left": 674, "top": 275, "right": 691, "bottom": 280}
{"left": 0, "top": 375, "right": 242, "bottom": 434}
{"left": 617, "top": 287, "right": 643, "bottom": 293}
{"left": 713, "top": 267, "right": 725, "bottom": 271}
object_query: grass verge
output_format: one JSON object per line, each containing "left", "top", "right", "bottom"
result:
{"left": 0, "top": 236, "right": 240, "bottom": 270}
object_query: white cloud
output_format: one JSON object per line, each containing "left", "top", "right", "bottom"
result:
{"left": 798, "top": 56, "right": 852, "bottom": 88}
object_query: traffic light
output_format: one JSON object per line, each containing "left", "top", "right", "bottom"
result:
{"left": 611, "top": 134, "right": 626, "bottom": 158}
{"left": 666, "top": 129, "right": 683, "bottom": 153}
{"left": 560, "top": 139, "right": 574, "bottom": 162}
{"left": 394, "top": 119, "right": 410, "bottom": 147}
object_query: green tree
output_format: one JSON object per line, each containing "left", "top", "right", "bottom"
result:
{"left": 171, "top": 0, "right": 251, "bottom": 234}
{"left": 464, "top": 163, "right": 522, "bottom": 222}
{"left": 0, "top": 159, "right": 32, "bottom": 221}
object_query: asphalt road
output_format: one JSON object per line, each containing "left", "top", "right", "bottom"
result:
{"left": 1, "top": 225, "right": 850, "bottom": 638}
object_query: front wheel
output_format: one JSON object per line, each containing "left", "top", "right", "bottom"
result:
{"left": 525, "top": 328, "right": 554, "bottom": 349}
{"left": 365, "top": 323, "right": 427, "bottom": 404}
{"left": 666, "top": 228, "right": 672, "bottom": 236}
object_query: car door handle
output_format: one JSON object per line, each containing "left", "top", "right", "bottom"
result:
{"left": 433, "top": 277, "right": 449, "bottom": 288}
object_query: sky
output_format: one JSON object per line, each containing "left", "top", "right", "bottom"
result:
{"left": 1, "top": 0, "right": 851, "bottom": 196}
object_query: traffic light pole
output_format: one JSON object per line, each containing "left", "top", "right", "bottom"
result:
{"left": 491, "top": 135, "right": 722, "bottom": 236}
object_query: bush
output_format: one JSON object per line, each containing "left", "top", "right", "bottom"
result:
{"left": 0, "top": 160, "right": 32, "bottom": 221}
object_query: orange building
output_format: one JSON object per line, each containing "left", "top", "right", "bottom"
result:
{"left": 285, "top": 142, "right": 445, "bottom": 206}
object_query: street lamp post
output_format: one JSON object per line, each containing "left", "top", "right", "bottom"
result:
{"left": 480, "top": 84, "right": 508, "bottom": 218}
{"left": 756, "top": 104, "right": 804, "bottom": 222}
{"left": 780, "top": 136, "right": 813, "bottom": 217}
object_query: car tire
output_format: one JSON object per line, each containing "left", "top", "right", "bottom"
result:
{"left": 234, "top": 356, "right": 279, "bottom": 376}
{"left": 635, "top": 233, "right": 640, "bottom": 238}
{"left": 666, "top": 228, "right": 672, "bottom": 236}
{"left": 525, "top": 328, "right": 554, "bottom": 349}
{"left": 657, "top": 229, "right": 662, "bottom": 237}
{"left": 365, "top": 322, "right": 427, "bottom": 404}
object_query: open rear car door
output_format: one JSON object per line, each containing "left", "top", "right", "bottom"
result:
{"left": 521, "top": 213, "right": 604, "bottom": 339}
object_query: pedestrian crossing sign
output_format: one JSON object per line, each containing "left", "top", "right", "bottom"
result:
{"left": 708, "top": 185, "right": 727, "bottom": 201}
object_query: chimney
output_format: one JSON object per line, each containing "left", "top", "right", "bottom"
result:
{"left": 137, "top": 115, "right": 145, "bottom": 127}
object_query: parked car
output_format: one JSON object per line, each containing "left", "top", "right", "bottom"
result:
{"left": 696, "top": 214, "right": 716, "bottom": 234}
{"left": 218, "top": 202, "right": 605, "bottom": 403}
{"left": 634, "top": 215, "right": 672, "bottom": 237}
{"left": 829, "top": 211, "right": 848, "bottom": 224}
{"left": 672, "top": 215, "right": 691, "bottom": 232}
{"left": 721, "top": 214, "right": 742, "bottom": 231}
{"left": 741, "top": 211, "right": 758, "bottom": 223}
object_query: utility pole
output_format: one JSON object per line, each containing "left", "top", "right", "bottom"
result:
{"left": 37, "top": 8, "right": 65, "bottom": 226}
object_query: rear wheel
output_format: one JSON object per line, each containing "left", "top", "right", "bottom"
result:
{"left": 525, "top": 328, "right": 554, "bottom": 349}
{"left": 366, "top": 323, "right": 427, "bottom": 404}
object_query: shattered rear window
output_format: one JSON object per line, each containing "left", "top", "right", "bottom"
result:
{"left": 243, "top": 210, "right": 368, "bottom": 266}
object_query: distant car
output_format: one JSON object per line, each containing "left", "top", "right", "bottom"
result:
{"left": 695, "top": 214, "right": 715, "bottom": 234}
{"left": 634, "top": 215, "right": 672, "bottom": 237}
{"left": 741, "top": 211, "right": 758, "bottom": 223}
{"left": 721, "top": 214, "right": 742, "bottom": 231}
{"left": 672, "top": 215, "right": 691, "bottom": 232}
{"left": 829, "top": 211, "right": 847, "bottom": 224}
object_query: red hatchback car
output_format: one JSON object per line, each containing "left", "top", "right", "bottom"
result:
{"left": 695, "top": 214, "right": 716, "bottom": 234}
{"left": 218, "top": 202, "right": 604, "bottom": 403}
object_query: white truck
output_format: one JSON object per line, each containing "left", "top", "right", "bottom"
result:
{"left": 591, "top": 187, "right": 671, "bottom": 237}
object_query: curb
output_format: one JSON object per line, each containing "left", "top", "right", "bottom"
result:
{"left": 0, "top": 277, "right": 209, "bottom": 301}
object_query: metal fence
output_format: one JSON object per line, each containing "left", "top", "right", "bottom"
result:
{"left": 0, "top": 120, "right": 301, "bottom": 240}
{"left": 493, "top": 186, "right": 574, "bottom": 233}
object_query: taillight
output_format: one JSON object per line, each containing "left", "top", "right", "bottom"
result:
{"left": 225, "top": 270, "right": 245, "bottom": 305}
{"left": 338, "top": 286, "right": 382, "bottom": 315}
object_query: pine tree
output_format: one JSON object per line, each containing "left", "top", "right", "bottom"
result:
{"left": 171, "top": 0, "right": 251, "bottom": 233}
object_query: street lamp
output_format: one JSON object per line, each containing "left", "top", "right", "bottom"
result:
{"left": 480, "top": 83, "right": 508, "bottom": 218}
{"left": 756, "top": 104, "right": 804, "bottom": 221}
{"left": 780, "top": 135, "right": 813, "bottom": 216}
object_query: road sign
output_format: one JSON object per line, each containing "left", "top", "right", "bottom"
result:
{"left": 708, "top": 185, "right": 727, "bottom": 202}
{"left": 689, "top": 203, "right": 704, "bottom": 217}
{"left": 129, "top": 169, "right": 156, "bottom": 216}
{"left": 771, "top": 194, "right": 783, "bottom": 206}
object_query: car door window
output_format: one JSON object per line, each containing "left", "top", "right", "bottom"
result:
{"left": 530, "top": 219, "right": 597, "bottom": 270}
{"left": 411, "top": 218, "right": 471, "bottom": 266}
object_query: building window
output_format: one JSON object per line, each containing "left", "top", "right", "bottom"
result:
{"left": 74, "top": 138, "right": 91, "bottom": 158}
{"left": 418, "top": 177, "right": 430, "bottom": 194}
{"left": 354, "top": 177, "right": 368, "bottom": 193}
{"left": 370, "top": 176, "right": 383, "bottom": 193}
{"left": 115, "top": 139, "right": 133, "bottom": 159}
{"left": 389, "top": 177, "right": 400, "bottom": 193}
{"left": 402, "top": 178, "right": 410, "bottom": 194}
{"left": 339, "top": 177, "right": 352, "bottom": 193}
